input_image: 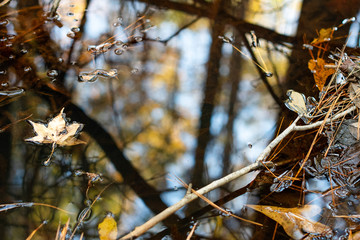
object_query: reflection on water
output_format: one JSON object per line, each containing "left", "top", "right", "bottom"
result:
{"left": 0, "top": 0, "right": 320, "bottom": 239}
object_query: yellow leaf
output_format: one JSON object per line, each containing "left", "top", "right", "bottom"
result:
{"left": 308, "top": 58, "right": 335, "bottom": 91}
{"left": 247, "top": 205, "right": 332, "bottom": 239}
{"left": 98, "top": 213, "right": 118, "bottom": 240}
{"left": 311, "top": 28, "right": 333, "bottom": 45}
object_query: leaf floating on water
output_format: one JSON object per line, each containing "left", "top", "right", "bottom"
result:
{"left": 25, "top": 108, "right": 85, "bottom": 146}
{"left": 98, "top": 213, "right": 117, "bottom": 240}
{"left": 308, "top": 58, "right": 335, "bottom": 91}
{"left": 25, "top": 108, "right": 86, "bottom": 165}
{"left": 78, "top": 69, "right": 118, "bottom": 82}
{"left": 247, "top": 205, "right": 332, "bottom": 240}
{"left": 0, "top": 87, "right": 25, "bottom": 96}
{"left": 88, "top": 42, "right": 115, "bottom": 55}
{"left": 285, "top": 90, "right": 308, "bottom": 117}
{"left": 78, "top": 73, "right": 98, "bottom": 82}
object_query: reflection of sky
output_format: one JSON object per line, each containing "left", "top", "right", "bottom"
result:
{"left": 161, "top": 3, "right": 298, "bottom": 209}
{"left": 347, "top": 13, "right": 360, "bottom": 47}
{"left": 167, "top": 24, "right": 211, "bottom": 118}
{"left": 247, "top": 0, "right": 302, "bottom": 36}
{"left": 163, "top": 35, "right": 278, "bottom": 210}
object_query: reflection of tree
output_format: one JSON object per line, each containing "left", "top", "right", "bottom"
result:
{"left": 1, "top": 0, "right": 360, "bottom": 239}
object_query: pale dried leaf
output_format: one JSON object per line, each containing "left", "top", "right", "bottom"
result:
{"left": 25, "top": 108, "right": 85, "bottom": 146}
{"left": 349, "top": 82, "right": 360, "bottom": 109}
{"left": 285, "top": 90, "right": 307, "bottom": 116}
{"left": 348, "top": 121, "right": 360, "bottom": 140}
{"left": 247, "top": 205, "right": 332, "bottom": 239}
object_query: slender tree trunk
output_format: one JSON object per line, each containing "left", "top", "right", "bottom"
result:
{"left": 191, "top": 0, "right": 224, "bottom": 189}
{"left": 222, "top": 1, "right": 248, "bottom": 178}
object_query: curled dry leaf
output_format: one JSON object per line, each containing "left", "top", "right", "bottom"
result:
{"left": 25, "top": 108, "right": 86, "bottom": 165}
{"left": 308, "top": 58, "right": 336, "bottom": 91}
{"left": 340, "top": 57, "right": 360, "bottom": 79}
{"left": 349, "top": 82, "right": 360, "bottom": 109}
{"left": 247, "top": 204, "right": 332, "bottom": 239}
{"left": 348, "top": 120, "right": 360, "bottom": 140}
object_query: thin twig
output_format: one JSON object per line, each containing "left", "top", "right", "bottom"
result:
{"left": 185, "top": 222, "right": 198, "bottom": 240}
{"left": 294, "top": 105, "right": 356, "bottom": 131}
{"left": 241, "top": 33, "right": 283, "bottom": 108}
{"left": 120, "top": 161, "right": 264, "bottom": 239}
{"left": 256, "top": 116, "right": 301, "bottom": 162}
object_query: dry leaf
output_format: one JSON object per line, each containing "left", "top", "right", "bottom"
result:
{"left": 348, "top": 121, "right": 360, "bottom": 140}
{"left": 25, "top": 108, "right": 86, "bottom": 165}
{"left": 311, "top": 28, "right": 333, "bottom": 45}
{"left": 285, "top": 90, "right": 307, "bottom": 116}
{"left": 247, "top": 205, "right": 332, "bottom": 239}
{"left": 351, "top": 231, "right": 360, "bottom": 240}
{"left": 349, "top": 82, "right": 360, "bottom": 108}
{"left": 98, "top": 213, "right": 117, "bottom": 240}
{"left": 308, "top": 58, "right": 336, "bottom": 91}
{"left": 340, "top": 57, "right": 360, "bottom": 79}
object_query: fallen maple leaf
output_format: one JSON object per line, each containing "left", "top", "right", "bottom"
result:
{"left": 25, "top": 108, "right": 86, "bottom": 165}
{"left": 308, "top": 58, "right": 336, "bottom": 91}
{"left": 247, "top": 204, "right": 332, "bottom": 239}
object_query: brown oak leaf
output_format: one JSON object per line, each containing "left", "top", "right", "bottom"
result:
{"left": 25, "top": 108, "right": 86, "bottom": 165}
{"left": 308, "top": 58, "right": 336, "bottom": 91}
{"left": 311, "top": 28, "right": 333, "bottom": 45}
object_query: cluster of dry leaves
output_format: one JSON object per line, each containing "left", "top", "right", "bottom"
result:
{"left": 259, "top": 19, "right": 360, "bottom": 239}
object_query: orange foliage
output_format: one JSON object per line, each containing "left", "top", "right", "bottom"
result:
{"left": 308, "top": 58, "right": 335, "bottom": 91}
